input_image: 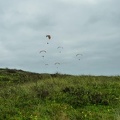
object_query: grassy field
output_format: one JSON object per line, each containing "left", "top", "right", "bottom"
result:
{"left": 0, "top": 68, "right": 120, "bottom": 120}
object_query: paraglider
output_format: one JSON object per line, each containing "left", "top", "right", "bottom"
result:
{"left": 54, "top": 62, "right": 60, "bottom": 69}
{"left": 57, "top": 46, "right": 63, "bottom": 53}
{"left": 39, "top": 50, "right": 46, "bottom": 58}
{"left": 76, "top": 54, "right": 83, "bottom": 60}
{"left": 46, "top": 35, "right": 51, "bottom": 44}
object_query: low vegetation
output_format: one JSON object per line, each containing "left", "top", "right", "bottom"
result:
{"left": 0, "top": 68, "right": 120, "bottom": 120}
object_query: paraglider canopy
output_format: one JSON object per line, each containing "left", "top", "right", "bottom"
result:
{"left": 54, "top": 62, "right": 60, "bottom": 65}
{"left": 46, "top": 35, "right": 51, "bottom": 39}
{"left": 39, "top": 50, "right": 46, "bottom": 53}
{"left": 76, "top": 54, "right": 83, "bottom": 57}
{"left": 57, "top": 46, "right": 63, "bottom": 49}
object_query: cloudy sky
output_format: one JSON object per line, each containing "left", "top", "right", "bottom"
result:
{"left": 0, "top": 0, "right": 120, "bottom": 75}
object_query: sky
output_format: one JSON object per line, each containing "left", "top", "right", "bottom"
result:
{"left": 0, "top": 0, "right": 120, "bottom": 75}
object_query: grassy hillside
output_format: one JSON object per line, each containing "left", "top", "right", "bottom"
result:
{"left": 0, "top": 68, "right": 120, "bottom": 120}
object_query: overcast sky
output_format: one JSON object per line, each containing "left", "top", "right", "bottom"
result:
{"left": 0, "top": 0, "right": 120, "bottom": 75}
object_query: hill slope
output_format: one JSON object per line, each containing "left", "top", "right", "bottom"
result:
{"left": 0, "top": 68, "right": 120, "bottom": 120}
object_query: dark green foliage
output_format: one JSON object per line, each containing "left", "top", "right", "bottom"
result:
{"left": 61, "top": 87, "right": 90, "bottom": 107}
{"left": 32, "top": 86, "right": 50, "bottom": 99}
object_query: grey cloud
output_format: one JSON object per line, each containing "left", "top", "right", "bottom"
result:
{"left": 0, "top": 0, "right": 120, "bottom": 75}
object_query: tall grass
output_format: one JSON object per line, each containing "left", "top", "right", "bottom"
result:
{"left": 0, "top": 68, "right": 120, "bottom": 120}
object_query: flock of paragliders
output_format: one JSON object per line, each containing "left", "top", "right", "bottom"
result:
{"left": 39, "top": 35, "right": 83, "bottom": 71}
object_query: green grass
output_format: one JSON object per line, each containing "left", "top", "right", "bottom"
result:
{"left": 0, "top": 68, "right": 120, "bottom": 120}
